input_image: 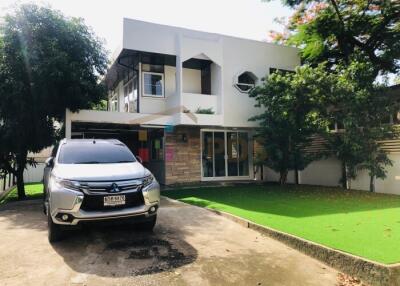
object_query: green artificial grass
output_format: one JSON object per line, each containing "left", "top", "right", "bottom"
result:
{"left": 165, "top": 185, "right": 400, "bottom": 264}
{"left": 0, "top": 183, "right": 43, "bottom": 204}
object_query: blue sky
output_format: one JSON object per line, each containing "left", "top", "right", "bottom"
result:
{"left": 0, "top": 0, "right": 292, "bottom": 54}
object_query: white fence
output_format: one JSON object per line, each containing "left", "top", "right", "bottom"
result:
{"left": 0, "top": 172, "right": 16, "bottom": 192}
{"left": 259, "top": 154, "right": 400, "bottom": 195}
{"left": 24, "top": 163, "right": 45, "bottom": 184}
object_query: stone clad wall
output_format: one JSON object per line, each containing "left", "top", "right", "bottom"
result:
{"left": 165, "top": 126, "right": 201, "bottom": 185}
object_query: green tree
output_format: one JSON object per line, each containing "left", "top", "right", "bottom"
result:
{"left": 323, "top": 61, "right": 399, "bottom": 191}
{"left": 0, "top": 4, "right": 108, "bottom": 198}
{"left": 268, "top": 0, "right": 400, "bottom": 76}
{"left": 266, "top": 0, "right": 399, "bottom": 190}
{"left": 250, "top": 64, "right": 333, "bottom": 184}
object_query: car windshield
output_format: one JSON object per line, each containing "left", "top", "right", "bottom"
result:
{"left": 58, "top": 141, "right": 136, "bottom": 164}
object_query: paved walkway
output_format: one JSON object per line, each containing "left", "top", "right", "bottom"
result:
{"left": 0, "top": 198, "right": 340, "bottom": 286}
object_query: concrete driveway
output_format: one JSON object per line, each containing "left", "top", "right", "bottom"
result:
{"left": 0, "top": 197, "right": 340, "bottom": 286}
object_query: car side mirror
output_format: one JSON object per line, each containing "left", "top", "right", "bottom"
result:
{"left": 136, "top": 156, "right": 143, "bottom": 164}
{"left": 45, "top": 157, "right": 54, "bottom": 167}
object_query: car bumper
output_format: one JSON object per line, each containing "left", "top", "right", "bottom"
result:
{"left": 49, "top": 181, "right": 160, "bottom": 226}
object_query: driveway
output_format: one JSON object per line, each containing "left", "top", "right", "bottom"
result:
{"left": 0, "top": 197, "right": 340, "bottom": 286}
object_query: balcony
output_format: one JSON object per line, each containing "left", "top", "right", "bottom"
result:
{"left": 182, "top": 92, "right": 218, "bottom": 114}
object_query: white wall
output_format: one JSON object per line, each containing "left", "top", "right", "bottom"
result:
{"left": 211, "top": 63, "right": 223, "bottom": 114}
{"left": 263, "top": 167, "right": 296, "bottom": 184}
{"left": 165, "top": 65, "right": 176, "bottom": 98}
{"left": 350, "top": 153, "right": 400, "bottom": 194}
{"left": 23, "top": 163, "right": 45, "bottom": 183}
{"left": 182, "top": 93, "right": 218, "bottom": 113}
{"left": 259, "top": 154, "right": 400, "bottom": 195}
{"left": 299, "top": 157, "right": 342, "bottom": 187}
{"left": 120, "top": 18, "right": 300, "bottom": 128}
{"left": 139, "top": 65, "right": 174, "bottom": 114}
{"left": 221, "top": 37, "right": 300, "bottom": 128}
{"left": 182, "top": 68, "right": 201, "bottom": 94}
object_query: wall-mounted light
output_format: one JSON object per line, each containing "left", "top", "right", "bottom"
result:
{"left": 181, "top": 133, "right": 188, "bottom": 143}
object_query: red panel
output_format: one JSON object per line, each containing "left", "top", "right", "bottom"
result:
{"left": 138, "top": 148, "right": 149, "bottom": 162}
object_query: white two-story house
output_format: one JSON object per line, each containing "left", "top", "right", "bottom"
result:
{"left": 64, "top": 18, "right": 300, "bottom": 185}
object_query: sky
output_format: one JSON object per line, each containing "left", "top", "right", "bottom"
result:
{"left": 0, "top": 0, "right": 292, "bottom": 55}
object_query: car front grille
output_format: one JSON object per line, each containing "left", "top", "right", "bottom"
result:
{"left": 78, "top": 179, "right": 145, "bottom": 212}
{"left": 79, "top": 179, "right": 143, "bottom": 194}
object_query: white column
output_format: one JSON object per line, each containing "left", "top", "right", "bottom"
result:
{"left": 65, "top": 109, "right": 72, "bottom": 139}
{"left": 176, "top": 55, "right": 183, "bottom": 109}
{"left": 138, "top": 62, "right": 142, "bottom": 113}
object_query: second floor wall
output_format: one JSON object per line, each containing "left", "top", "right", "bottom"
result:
{"left": 106, "top": 18, "right": 300, "bottom": 128}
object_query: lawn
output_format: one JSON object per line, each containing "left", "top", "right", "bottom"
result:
{"left": 0, "top": 183, "right": 43, "bottom": 204}
{"left": 165, "top": 185, "right": 400, "bottom": 264}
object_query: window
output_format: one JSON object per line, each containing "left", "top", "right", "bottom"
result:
{"left": 328, "top": 113, "right": 345, "bottom": 132}
{"left": 142, "top": 72, "right": 164, "bottom": 97}
{"left": 393, "top": 111, "right": 400, "bottom": 125}
{"left": 234, "top": 71, "right": 257, "bottom": 93}
{"left": 123, "top": 79, "right": 137, "bottom": 113}
{"left": 110, "top": 91, "right": 119, "bottom": 112}
{"left": 58, "top": 142, "right": 136, "bottom": 164}
{"left": 269, "top": 68, "right": 294, "bottom": 75}
{"left": 151, "top": 138, "right": 164, "bottom": 161}
{"left": 202, "top": 131, "right": 250, "bottom": 178}
{"left": 142, "top": 64, "right": 164, "bottom": 73}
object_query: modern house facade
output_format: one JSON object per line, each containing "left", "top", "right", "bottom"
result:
{"left": 64, "top": 18, "right": 300, "bottom": 185}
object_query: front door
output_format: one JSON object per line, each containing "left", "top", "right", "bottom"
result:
{"left": 201, "top": 130, "right": 250, "bottom": 180}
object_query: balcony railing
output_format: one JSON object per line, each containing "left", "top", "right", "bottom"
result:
{"left": 182, "top": 92, "right": 219, "bottom": 114}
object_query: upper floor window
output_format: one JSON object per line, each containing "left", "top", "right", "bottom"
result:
{"left": 234, "top": 71, "right": 257, "bottom": 93}
{"left": 110, "top": 91, "right": 119, "bottom": 112}
{"left": 393, "top": 111, "right": 400, "bottom": 125}
{"left": 142, "top": 72, "right": 164, "bottom": 97}
{"left": 269, "top": 68, "right": 294, "bottom": 75}
{"left": 124, "top": 78, "right": 138, "bottom": 113}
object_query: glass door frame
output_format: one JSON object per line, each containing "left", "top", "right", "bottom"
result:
{"left": 200, "top": 129, "right": 253, "bottom": 181}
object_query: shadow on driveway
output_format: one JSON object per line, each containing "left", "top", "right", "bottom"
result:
{"left": 0, "top": 199, "right": 198, "bottom": 278}
{"left": 51, "top": 223, "right": 198, "bottom": 277}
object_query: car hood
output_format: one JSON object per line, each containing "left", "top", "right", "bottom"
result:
{"left": 53, "top": 162, "right": 148, "bottom": 181}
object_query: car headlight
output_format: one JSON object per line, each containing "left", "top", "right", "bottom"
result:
{"left": 50, "top": 175, "right": 81, "bottom": 191}
{"left": 142, "top": 174, "right": 154, "bottom": 187}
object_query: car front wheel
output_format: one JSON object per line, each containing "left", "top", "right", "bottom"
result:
{"left": 137, "top": 215, "right": 157, "bottom": 232}
{"left": 47, "top": 211, "right": 64, "bottom": 243}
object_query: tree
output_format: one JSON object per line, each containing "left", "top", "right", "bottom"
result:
{"left": 251, "top": 60, "right": 399, "bottom": 190}
{"left": 268, "top": 0, "right": 400, "bottom": 77}
{"left": 322, "top": 61, "right": 399, "bottom": 191}
{"left": 249, "top": 64, "right": 334, "bottom": 184}
{"left": 0, "top": 4, "right": 108, "bottom": 198}
{"left": 265, "top": 0, "right": 400, "bottom": 190}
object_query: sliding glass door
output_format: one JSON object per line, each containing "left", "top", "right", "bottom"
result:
{"left": 202, "top": 130, "right": 250, "bottom": 179}
{"left": 202, "top": 132, "right": 213, "bottom": 177}
{"left": 214, "top": 132, "right": 226, "bottom": 177}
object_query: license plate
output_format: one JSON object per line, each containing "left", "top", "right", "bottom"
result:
{"left": 104, "top": 195, "right": 126, "bottom": 206}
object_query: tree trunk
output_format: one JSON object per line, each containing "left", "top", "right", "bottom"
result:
{"left": 341, "top": 161, "right": 347, "bottom": 190}
{"left": 294, "top": 167, "right": 299, "bottom": 185}
{"left": 279, "top": 170, "right": 288, "bottom": 185}
{"left": 16, "top": 168, "right": 26, "bottom": 199}
{"left": 369, "top": 175, "right": 375, "bottom": 192}
{"left": 15, "top": 150, "right": 27, "bottom": 200}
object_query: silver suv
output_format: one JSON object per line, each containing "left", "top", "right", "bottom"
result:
{"left": 43, "top": 139, "right": 160, "bottom": 242}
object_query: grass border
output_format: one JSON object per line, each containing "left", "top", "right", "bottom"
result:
{"left": 163, "top": 196, "right": 400, "bottom": 286}
{"left": 0, "top": 185, "right": 16, "bottom": 202}
{"left": 0, "top": 182, "right": 43, "bottom": 205}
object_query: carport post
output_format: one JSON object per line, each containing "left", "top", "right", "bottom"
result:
{"left": 65, "top": 109, "right": 72, "bottom": 139}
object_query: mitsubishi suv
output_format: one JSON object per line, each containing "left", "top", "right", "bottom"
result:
{"left": 43, "top": 139, "right": 160, "bottom": 242}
